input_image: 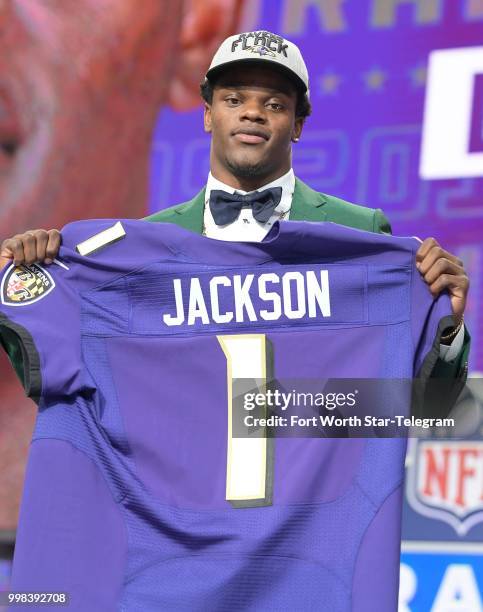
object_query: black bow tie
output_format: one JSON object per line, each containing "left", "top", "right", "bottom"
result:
{"left": 209, "top": 187, "right": 283, "bottom": 226}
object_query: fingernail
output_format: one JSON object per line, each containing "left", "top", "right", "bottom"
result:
{"left": 44, "top": 258, "right": 53, "bottom": 265}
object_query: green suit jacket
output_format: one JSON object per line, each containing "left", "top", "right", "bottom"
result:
{"left": 2, "top": 178, "right": 469, "bottom": 410}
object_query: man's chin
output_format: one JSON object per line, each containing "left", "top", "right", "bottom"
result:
{"left": 226, "top": 158, "right": 272, "bottom": 180}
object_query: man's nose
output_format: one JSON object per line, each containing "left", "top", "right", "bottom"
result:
{"left": 240, "top": 100, "right": 267, "bottom": 123}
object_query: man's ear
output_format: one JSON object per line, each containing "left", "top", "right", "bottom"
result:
{"left": 292, "top": 117, "right": 305, "bottom": 142}
{"left": 204, "top": 102, "right": 213, "bottom": 133}
{"left": 167, "top": 0, "right": 244, "bottom": 111}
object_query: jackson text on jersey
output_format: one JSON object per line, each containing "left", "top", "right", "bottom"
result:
{"left": 162, "top": 268, "right": 333, "bottom": 327}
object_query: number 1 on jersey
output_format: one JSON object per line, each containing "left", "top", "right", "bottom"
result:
{"left": 218, "top": 334, "right": 274, "bottom": 508}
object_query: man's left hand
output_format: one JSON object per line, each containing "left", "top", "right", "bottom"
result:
{"left": 416, "top": 237, "right": 469, "bottom": 322}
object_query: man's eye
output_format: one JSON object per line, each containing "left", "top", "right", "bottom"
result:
{"left": 268, "top": 103, "right": 283, "bottom": 111}
{"left": 226, "top": 97, "right": 241, "bottom": 105}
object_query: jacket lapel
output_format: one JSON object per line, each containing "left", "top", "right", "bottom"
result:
{"left": 290, "top": 179, "right": 328, "bottom": 222}
{"left": 171, "top": 188, "right": 206, "bottom": 233}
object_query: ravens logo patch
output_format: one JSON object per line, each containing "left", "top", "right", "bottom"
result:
{"left": 1, "top": 263, "right": 55, "bottom": 306}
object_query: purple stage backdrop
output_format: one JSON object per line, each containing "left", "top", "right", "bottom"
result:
{"left": 150, "top": 0, "right": 483, "bottom": 373}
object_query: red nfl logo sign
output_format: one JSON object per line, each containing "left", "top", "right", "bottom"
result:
{"left": 406, "top": 439, "right": 483, "bottom": 535}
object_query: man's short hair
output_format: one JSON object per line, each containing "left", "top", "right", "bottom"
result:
{"left": 200, "top": 77, "right": 312, "bottom": 120}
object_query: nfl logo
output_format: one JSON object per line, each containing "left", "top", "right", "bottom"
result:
{"left": 406, "top": 439, "right": 483, "bottom": 535}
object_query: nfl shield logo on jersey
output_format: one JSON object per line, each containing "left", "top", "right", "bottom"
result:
{"left": 1, "top": 263, "right": 55, "bottom": 306}
{"left": 406, "top": 439, "right": 483, "bottom": 536}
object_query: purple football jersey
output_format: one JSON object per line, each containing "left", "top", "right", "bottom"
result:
{"left": 0, "top": 219, "right": 452, "bottom": 611}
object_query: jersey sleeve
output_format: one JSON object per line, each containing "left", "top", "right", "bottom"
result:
{"left": 409, "top": 243, "right": 456, "bottom": 417}
{"left": 412, "top": 276, "right": 453, "bottom": 379}
{"left": 0, "top": 257, "right": 93, "bottom": 403}
{"left": 0, "top": 217, "right": 186, "bottom": 402}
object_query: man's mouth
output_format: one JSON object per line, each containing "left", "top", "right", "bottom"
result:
{"left": 232, "top": 128, "right": 270, "bottom": 145}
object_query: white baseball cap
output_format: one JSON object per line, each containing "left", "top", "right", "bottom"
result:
{"left": 205, "top": 31, "right": 309, "bottom": 98}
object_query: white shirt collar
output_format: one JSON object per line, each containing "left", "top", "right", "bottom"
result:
{"left": 206, "top": 168, "right": 295, "bottom": 204}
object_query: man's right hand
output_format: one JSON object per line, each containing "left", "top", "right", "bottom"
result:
{"left": 0, "top": 230, "right": 61, "bottom": 268}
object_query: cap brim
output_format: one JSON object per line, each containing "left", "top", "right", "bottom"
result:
{"left": 205, "top": 58, "right": 307, "bottom": 95}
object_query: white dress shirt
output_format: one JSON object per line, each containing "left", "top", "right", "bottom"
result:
{"left": 202, "top": 169, "right": 464, "bottom": 362}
